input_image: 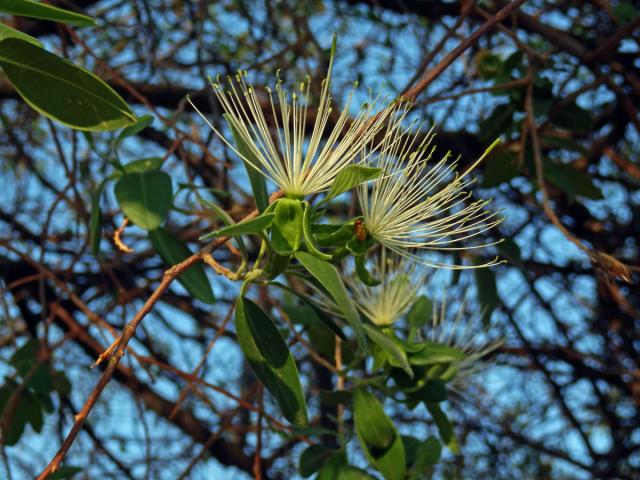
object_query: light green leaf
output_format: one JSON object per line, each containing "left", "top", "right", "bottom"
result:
{"left": 364, "top": 325, "right": 412, "bottom": 377}
{"left": 199, "top": 212, "right": 275, "bottom": 240}
{"left": 122, "top": 157, "right": 163, "bottom": 174}
{"left": 0, "top": 0, "right": 96, "bottom": 27}
{"left": 407, "top": 296, "right": 433, "bottom": 329}
{"left": 117, "top": 114, "right": 154, "bottom": 141}
{"left": 114, "top": 170, "right": 172, "bottom": 230}
{"left": 294, "top": 251, "right": 365, "bottom": 350}
{"left": 224, "top": 113, "right": 269, "bottom": 212}
{"left": 353, "top": 389, "right": 406, "bottom": 480}
{"left": 0, "top": 22, "right": 42, "bottom": 47}
{"left": 149, "top": 227, "right": 215, "bottom": 304}
{"left": 235, "top": 297, "right": 308, "bottom": 426}
{"left": 324, "top": 165, "right": 382, "bottom": 202}
{"left": 408, "top": 341, "right": 464, "bottom": 366}
{"left": 271, "top": 198, "right": 304, "bottom": 255}
{"left": 302, "top": 201, "right": 331, "bottom": 260}
{"left": 0, "top": 38, "right": 136, "bottom": 131}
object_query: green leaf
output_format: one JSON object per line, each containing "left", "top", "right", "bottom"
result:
{"left": 0, "top": 38, "right": 136, "bottom": 131}
{"left": 25, "top": 392, "right": 43, "bottom": 432}
{"left": 353, "top": 389, "right": 406, "bottom": 480}
{"left": 553, "top": 102, "right": 592, "bottom": 134}
{"left": 294, "top": 251, "right": 365, "bottom": 351}
{"left": 481, "top": 151, "right": 520, "bottom": 187}
{"left": 299, "top": 444, "right": 332, "bottom": 478}
{"left": 416, "top": 380, "right": 447, "bottom": 403}
{"left": 314, "top": 222, "right": 356, "bottom": 247}
{"left": 355, "top": 255, "right": 381, "bottom": 286}
{"left": 543, "top": 161, "right": 603, "bottom": 200}
{"left": 271, "top": 198, "right": 304, "bottom": 255}
{"left": 114, "top": 170, "right": 172, "bottom": 230}
{"left": 0, "top": 23, "right": 43, "bottom": 47}
{"left": 416, "top": 436, "right": 442, "bottom": 466}
{"left": 302, "top": 202, "right": 331, "bottom": 260}
{"left": 200, "top": 212, "right": 275, "bottom": 240}
{"left": 122, "top": 157, "right": 163, "bottom": 174}
{"left": 478, "top": 103, "right": 515, "bottom": 143}
{"left": 224, "top": 113, "right": 269, "bottom": 212}
{"left": 324, "top": 165, "right": 382, "bottom": 202}
{"left": 0, "top": 0, "right": 96, "bottom": 27}
{"left": 475, "top": 50, "right": 503, "bottom": 80}
{"left": 117, "top": 114, "right": 154, "bottom": 141}
{"left": 474, "top": 265, "right": 499, "bottom": 325}
{"left": 426, "top": 403, "right": 458, "bottom": 453}
{"left": 408, "top": 341, "right": 464, "bottom": 366}
{"left": 235, "top": 297, "right": 308, "bottom": 426}
{"left": 364, "top": 325, "right": 412, "bottom": 377}
{"left": 407, "top": 296, "right": 433, "bottom": 329}
{"left": 47, "top": 466, "right": 83, "bottom": 480}
{"left": 149, "top": 227, "right": 215, "bottom": 304}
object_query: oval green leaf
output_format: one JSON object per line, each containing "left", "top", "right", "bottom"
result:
{"left": 353, "top": 389, "right": 406, "bottom": 480}
{"left": 199, "top": 212, "right": 275, "bottom": 240}
{"left": 0, "top": 22, "right": 42, "bottom": 47}
{"left": 114, "top": 170, "right": 172, "bottom": 230}
{"left": 0, "top": 0, "right": 96, "bottom": 27}
{"left": 0, "top": 38, "right": 136, "bottom": 131}
{"left": 294, "top": 251, "right": 365, "bottom": 351}
{"left": 235, "top": 297, "right": 308, "bottom": 426}
{"left": 149, "top": 227, "right": 215, "bottom": 304}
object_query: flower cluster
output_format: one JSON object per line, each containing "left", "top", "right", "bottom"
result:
{"left": 194, "top": 42, "right": 504, "bottom": 398}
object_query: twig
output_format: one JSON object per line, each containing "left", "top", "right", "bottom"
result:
{"left": 401, "top": 0, "right": 527, "bottom": 102}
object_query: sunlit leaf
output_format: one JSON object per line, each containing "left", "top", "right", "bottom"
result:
{"left": 114, "top": 170, "right": 172, "bottom": 230}
{"left": 0, "top": 39, "right": 136, "bottom": 131}
{"left": 0, "top": 0, "right": 96, "bottom": 27}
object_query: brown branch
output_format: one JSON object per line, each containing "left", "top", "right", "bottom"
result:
{"left": 400, "top": 0, "right": 527, "bottom": 102}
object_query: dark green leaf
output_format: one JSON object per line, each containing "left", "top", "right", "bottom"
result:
{"left": 416, "top": 380, "right": 447, "bottom": 403}
{"left": 114, "top": 170, "right": 172, "bottom": 230}
{"left": 353, "top": 389, "right": 406, "bottom": 480}
{"left": 481, "top": 151, "right": 520, "bottom": 187}
{"left": 0, "top": 23, "right": 43, "bottom": 47}
{"left": 47, "top": 466, "right": 83, "bottom": 480}
{"left": 324, "top": 165, "right": 381, "bottom": 202}
{"left": 117, "top": 114, "right": 154, "bottom": 141}
{"left": 225, "top": 113, "right": 269, "bottom": 212}
{"left": 474, "top": 265, "right": 499, "bottom": 325}
{"left": 122, "top": 157, "right": 163, "bottom": 173}
{"left": 0, "top": 39, "right": 136, "bottom": 131}
{"left": 478, "top": 103, "right": 515, "bottom": 142}
{"left": 314, "top": 222, "right": 355, "bottom": 247}
{"left": 364, "top": 325, "right": 412, "bottom": 377}
{"left": 200, "top": 212, "right": 275, "bottom": 240}
{"left": 294, "top": 252, "right": 365, "bottom": 351}
{"left": 553, "top": 102, "right": 592, "bottom": 133}
{"left": 10, "top": 338, "right": 38, "bottom": 374}
{"left": 543, "top": 161, "right": 603, "bottom": 200}
{"left": 299, "top": 444, "right": 332, "bottom": 477}
{"left": 235, "top": 297, "right": 308, "bottom": 426}
{"left": 25, "top": 392, "right": 43, "bottom": 432}
{"left": 271, "top": 198, "right": 304, "bottom": 255}
{"left": 0, "top": 0, "right": 96, "bottom": 27}
{"left": 319, "top": 389, "right": 353, "bottom": 405}
{"left": 408, "top": 341, "right": 464, "bottom": 366}
{"left": 426, "top": 403, "right": 459, "bottom": 453}
{"left": 476, "top": 51, "right": 503, "bottom": 80}
{"left": 149, "top": 227, "right": 215, "bottom": 304}
{"left": 416, "top": 436, "right": 442, "bottom": 466}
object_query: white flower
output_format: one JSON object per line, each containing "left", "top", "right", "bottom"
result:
{"left": 345, "top": 251, "right": 427, "bottom": 327}
{"left": 427, "top": 295, "right": 503, "bottom": 395}
{"left": 190, "top": 46, "right": 391, "bottom": 197}
{"left": 358, "top": 103, "right": 503, "bottom": 268}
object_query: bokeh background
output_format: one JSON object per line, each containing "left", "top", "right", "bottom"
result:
{"left": 1, "top": 1, "right": 639, "bottom": 479}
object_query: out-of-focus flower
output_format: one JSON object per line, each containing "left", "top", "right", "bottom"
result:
{"left": 346, "top": 250, "right": 427, "bottom": 327}
{"left": 427, "top": 296, "right": 503, "bottom": 395}
{"left": 191, "top": 43, "right": 391, "bottom": 197}
{"left": 358, "top": 104, "right": 503, "bottom": 268}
